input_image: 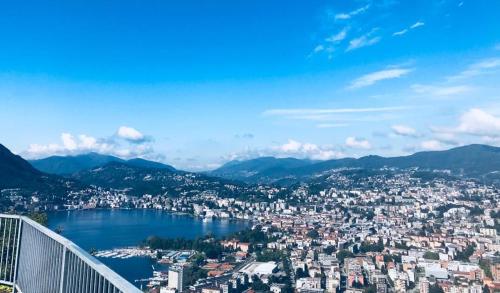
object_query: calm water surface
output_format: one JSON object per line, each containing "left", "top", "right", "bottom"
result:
{"left": 47, "top": 209, "right": 249, "bottom": 287}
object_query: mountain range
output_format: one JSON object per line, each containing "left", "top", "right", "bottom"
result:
{"left": 29, "top": 153, "right": 175, "bottom": 175}
{"left": 1, "top": 143, "right": 500, "bottom": 197}
{"left": 210, "top": 144, "right": 500, "bottom": 184}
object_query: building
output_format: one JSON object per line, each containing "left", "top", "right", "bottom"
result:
{"left": 492, "top": 262, "right": 500, "bottom": 281}
{"left": 240, "top": 261, "right": 277, "bottom": 278}
{"left": 201, "top": 288, "right": 221, "bottom": 293}
{"left": 419, "top": 277, "right": 430, "bottom": 293}
{"left": 168, "top": 265, "right": 185, "bottom": 292}
{"left": 296, "top": 277, "right": 322, "bottom": 292}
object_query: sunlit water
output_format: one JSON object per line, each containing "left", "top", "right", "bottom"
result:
{"left": 47, "top": 209, "right": 249, "bottom": 287}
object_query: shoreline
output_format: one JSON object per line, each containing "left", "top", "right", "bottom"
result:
{"left": 47, "top": 207, "right": 253, "bottom": 224}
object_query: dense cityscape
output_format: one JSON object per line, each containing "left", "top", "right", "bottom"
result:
{"left": 1, "top": 1, "right": 500, "bottom": 292}
{"left": 2, "top": 149, "right": 499, "bottom": 293}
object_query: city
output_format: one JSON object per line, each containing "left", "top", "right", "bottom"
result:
{"left": 0, "top": 1, "right": 499, "bottom": 293}
{"left": 0, "top": 143, "right": 499, "bottom": 293}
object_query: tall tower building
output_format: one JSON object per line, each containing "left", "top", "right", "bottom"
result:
{"left": 168, "top": 265, "right": 185, "bottom": 292}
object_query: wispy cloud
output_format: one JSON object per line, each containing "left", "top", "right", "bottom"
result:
{"left": 349, "top": 68, "right": 412, "bottom": 89}
{"left": 326, "top": 28, "right": 348, "bottom": 43}
{"left": 316, "top": 123, "right": 349, "bottom": 128}
{"left": 310, "top": 27, "right": 348, "bottom": 59}
{"left": 313, "top": 45, "right": 325, "bottom": 53}
{"left": 264, "top": 106, "right": 408, "bottom": 116}
{"left": 447, "top": 58, "right": 500, "bottom": 81}
{"left": 411, "top": 84, "right": 472, "bottom": 97}
{"left": 410, "top": 21, "right": 425, "bottom": 29}
{"left": 346, "top": 29, "right": 381, "bottom": 51}
{"left": 334, "top": 4, "right": 370, "bottom": 20}
{"left": 391, "top": 125, "right": 419, "bottom": 137}
{"left": 234, "top": 133, "right": 254, "bottom": 139}
{"left": 393, "top": 29, "right": 408, "bottom": 36}
{"left": 393, "top": 21, "right": 425, "bottom": 36}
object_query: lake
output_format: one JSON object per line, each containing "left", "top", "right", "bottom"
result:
{"left": 47, "top": 209, "right": 249, "bottom": 288}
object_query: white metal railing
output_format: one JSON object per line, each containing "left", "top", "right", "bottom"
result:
{"left": 0, "top": 214, "right": 142, "bottom": 293}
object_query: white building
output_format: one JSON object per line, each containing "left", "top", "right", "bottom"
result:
{"left": 168, "top": 265, "right": 185, "bottom": 292}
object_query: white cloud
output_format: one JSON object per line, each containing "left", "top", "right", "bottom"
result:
{"left": 313, "top": 45, "right": 324, "bottom": 53}
{"left": 430, "top": 129, "right": 459, "bottom": 145}
{"left": 326, "top": 28, "right": 348, "bottom": 43}
{"left": 345, "top": 137, "right": 372, "bottom": 149}
{"left": 393, "top": 21, "right": 425, "bottom": 37}
{"left": 391, "top": 125, "right": 418, "bottom": 137}
{"left": 392, "top": 29, "right": 408, "bottom": 36}
{"left": 447, "top": 58, "right": 500, "bottom": 81}
{"left": 349, "top": 68, "right": 412, "bottom": 89}
{"left": 410, "top": 21, "right": 425, "bottom": 29}
{"left": 227, "top": 139, "right": 345, "bottom": 161}
{"left": 455, "top": 108, "right": 500, "bottom": 137}
{"left": 346, "top": 34, "right": 381, "bottom": 51}
{"left": 276, "top": 140, "right": 343, "bottom": 160}
{"left": 24, "top": 127, "right": 155, "bottom": 159}
{"left": 411, "top": 84, "right": 472, "bottom": 96}
{"left": 334, "top": 5, "right": 370, "bottom": 20}
{"left": 117, "top": 126, "right": 145, "bottom": 142}
{"left": 427, "top": 108, "right": 500, "bottom": 148}
{"left": 420, "top": 140, "right": 446, "bottom": 151}
{"left": 61, "top": 133, "right": 77, "bottom": 151}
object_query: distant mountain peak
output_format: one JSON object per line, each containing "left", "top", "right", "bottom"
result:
{"left": 29, "top": 152, "right": 175, "bottom": 175}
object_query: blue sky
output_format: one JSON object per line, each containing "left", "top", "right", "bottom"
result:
{"left": 1, "top": 0, "right": 500, "bottom": 170}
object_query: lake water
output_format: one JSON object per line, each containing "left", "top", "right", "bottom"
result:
{"left": 47, "top": 209, "right": 249, "bottom": 287}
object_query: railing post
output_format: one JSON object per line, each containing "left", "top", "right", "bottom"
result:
{"left": 59, "top": 246, "right": 67, "bottom": 293}
{"left": 11, "top": 219, "right": 22, "bottom": 293}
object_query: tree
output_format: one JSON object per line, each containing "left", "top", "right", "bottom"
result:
{"left": 479, "top": 259, "right": 493, "bottom": 278}
{"left": 455, "top": 244, "right": 475, "bottom": 262}
{"left": 423, "top": 251, "right": 440, "bottom": 260}
{"left": 323, "top": 245, "right": 336, "bottom": 255}
{"left": 251, "top": 275, "right": 270, "bottom": 291}
{"left": 429, "top": 283, "right": 444, "bottom": 293}
{"left": 29, "top": 212, "right": 48, "bottom": 226}
{"left": 337, "top": 250, "right": 354, "bottom": 263}
{"left": 296, "top": 265, "right": 309, "bottom": 278}
{"left": 307, "top": 229, "right": 320, "bottom": 239}
{"left": 364, "top": 284, "right": 377, "bottom": 293}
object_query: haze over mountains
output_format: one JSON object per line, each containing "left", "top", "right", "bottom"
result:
{"left": 1, "top": 143, "right": 500, "bottom": 195}
{"left": 211, "top": 144, "right": 500, "bottom": 184}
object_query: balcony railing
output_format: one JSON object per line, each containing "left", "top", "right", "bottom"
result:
{"left": 0, "top": 214, "right": 142, "bottom": 293}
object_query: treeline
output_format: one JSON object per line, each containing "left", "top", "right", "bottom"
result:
{"left": 144, "top": 236, "right": 225, "bottom": 259}
{"left": 144, "top": 227, "right": 273, "bottom": 259}
{"left": 224, "top": 227, "right": 272, "bottom": 244}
